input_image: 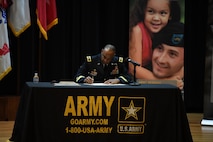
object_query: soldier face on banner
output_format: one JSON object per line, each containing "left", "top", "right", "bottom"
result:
{"left": 128, "top": 0, "right": 185, "bottom": 87}
{"left": 152, "top": 43, "right": 184, "bottom": 78}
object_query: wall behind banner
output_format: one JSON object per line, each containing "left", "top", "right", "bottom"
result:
{"left": 0, "top": 0, "right": 208, "bottom": 113}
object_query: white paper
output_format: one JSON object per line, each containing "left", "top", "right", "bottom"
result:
{"left": 83, "top": 83, "right": 125, "bottom": 86}
{"left": 54, "top": 81, "right": 81, "bottom": 86}
{"left": 201, "top": 119, "right": 213, "bottom": 126}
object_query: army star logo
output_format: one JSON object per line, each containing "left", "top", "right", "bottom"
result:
{"left": 122, "top": 100, "right": 142, "bottom": 120}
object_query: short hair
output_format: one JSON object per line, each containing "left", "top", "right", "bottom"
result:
{"left": 103, "top": 44, "right": 116, "bottom": 53}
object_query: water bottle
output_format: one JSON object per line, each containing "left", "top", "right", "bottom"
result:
{"left": 33, "top": 72, "right": 39, "bottom": 83}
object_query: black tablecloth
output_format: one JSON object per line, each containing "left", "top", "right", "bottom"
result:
{"left": 10, "top": 82, "right": 193, "bottom": 142}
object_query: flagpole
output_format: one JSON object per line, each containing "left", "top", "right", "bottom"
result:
{"left": 38, "top": 31, "right": 42, "bottom": 81}
{"left": 16, "top": 36, "right": 21, "bottom": 94}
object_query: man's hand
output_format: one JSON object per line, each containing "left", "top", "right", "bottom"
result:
{"left": 104, "top": 79, "right": 120, "bottom": 84}
{"left": 84, "top": 76, "right": 94, "bottom": 84}
{"left": 176, "top": 76, "right": 184, "bottom": 90}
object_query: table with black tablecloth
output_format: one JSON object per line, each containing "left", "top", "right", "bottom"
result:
{"left": 9, "top": 82, "right": 193, "bottom": 142}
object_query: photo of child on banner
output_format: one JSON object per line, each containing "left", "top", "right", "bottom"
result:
{"left": 128, "top": 0, "right": 184, "bottom": 89}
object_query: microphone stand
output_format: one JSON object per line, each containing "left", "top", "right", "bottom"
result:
{"left": 129, "top": 64, "right": 140, "bottom": 86}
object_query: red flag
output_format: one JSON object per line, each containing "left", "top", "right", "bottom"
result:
{"left": 0, "top": 0, "right": 12, "bottom": 8}
{"left": 37, "top": 0, "right": 58, "bottom": 40}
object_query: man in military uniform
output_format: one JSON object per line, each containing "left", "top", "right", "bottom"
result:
{"left": 74, "top": 44, "right": 131, "bottom": 84}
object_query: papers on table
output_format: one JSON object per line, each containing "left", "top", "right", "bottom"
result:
{"left": 201, "top": 119, "right": 213, "bottom": 126}
{"left": 54, "top": 81, "right": 125, "bottom": 86}
{"left": 83, "top": 83, "right": 125, "bottom": 86}
{"left": 54, "top": 81, "right": 81, "bottom": 86}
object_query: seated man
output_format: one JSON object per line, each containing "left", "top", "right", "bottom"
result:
{"left": 74, "top": 44, "right": 131, "bottom": 84}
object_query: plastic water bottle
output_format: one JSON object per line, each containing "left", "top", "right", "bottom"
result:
{"left": 33, "top": 72, "right": 39, "bottom": 83}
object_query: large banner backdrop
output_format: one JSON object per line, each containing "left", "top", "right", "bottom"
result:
{"left": 128, "top": 0, "right": 185, "bottom": 91}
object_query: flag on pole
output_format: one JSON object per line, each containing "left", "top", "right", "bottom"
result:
{"left": 8, "top": 0, "right": 31, "bottom": 37}
{"left": 0, "top": 7, "right": 12, "bottom": 80}
{"left": 37, "top": 0, "right": 58, "bottom": 40}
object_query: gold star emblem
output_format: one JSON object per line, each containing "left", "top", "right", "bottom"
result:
{"left": 122, "top": 100, "right": 142, "bottom": 120}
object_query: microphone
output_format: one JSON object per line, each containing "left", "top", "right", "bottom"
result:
{"left": 125, "top": 57, "right": 140, "bottom": 66}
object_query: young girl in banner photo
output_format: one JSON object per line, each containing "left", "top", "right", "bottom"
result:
{"left": 128, "top": 0, "right": 184, "bottom": 89}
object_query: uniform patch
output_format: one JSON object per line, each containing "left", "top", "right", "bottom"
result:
{"left": 111, "top": 65, "right": 119, "bottom": 75}
{"left": 89, "top": 69, "right": 98, "bottom": 77}
{"left": 172, "top": 34, "right": 184, "bottom": 45}
{"left": 86, "top": 56, "right": 92, "bottom": 62}
{"left": 119, "top": 57, "right": 123, "bottom": 63}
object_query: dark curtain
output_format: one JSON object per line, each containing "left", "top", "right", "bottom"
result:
{"left": 184, "top": 0, "right": 208, "bottom": 112}
{"left": 0, "top": 0, "right": 208, "bottom": 112}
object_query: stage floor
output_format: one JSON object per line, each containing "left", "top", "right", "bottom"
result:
{"left": 0, "top": 113, "right": 213, "bottom": 142}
